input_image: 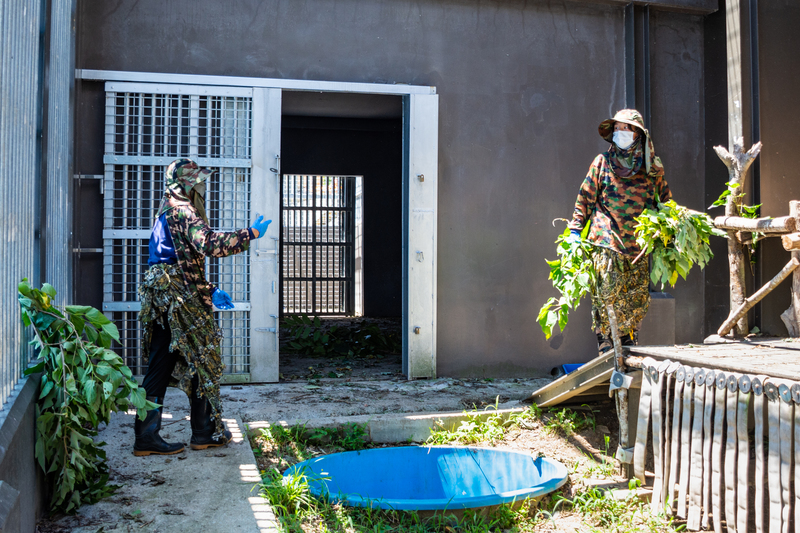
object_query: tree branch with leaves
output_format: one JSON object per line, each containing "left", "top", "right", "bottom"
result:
{"left": 18, "top": 279, "right": 156, "bottom": 514}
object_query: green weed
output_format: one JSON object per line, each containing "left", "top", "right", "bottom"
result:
{"left": 282, "top": 314, "right": 401, "bottom": 357}
{"left": 543, "top": 406, "right": 596, "bottom": 437}
{"left": 260, "top": 467, "right": 317, "bottom": 518}
{"left": 583, "top": 434, "right": 616, "bottom": 479}
{"left": 550, "top": 485, "right": 685, "bottom": 533}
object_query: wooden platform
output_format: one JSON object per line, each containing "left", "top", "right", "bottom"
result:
{"left": 628, "top": 337, "right": 800, "bottom": 382}
{"left": 527, "top": 338, "right": 800, "bottom": 407}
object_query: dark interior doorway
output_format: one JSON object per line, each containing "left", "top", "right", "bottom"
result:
{"left": 278, "top": 91, "right": 404, "bottom": 379}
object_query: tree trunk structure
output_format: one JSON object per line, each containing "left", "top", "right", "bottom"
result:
{"left": 714, "top": 139, "right": 762, "bottom": 337}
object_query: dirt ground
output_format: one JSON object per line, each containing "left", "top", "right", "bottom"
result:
{"left": 35, "top": 317, "right": 644, "bottom": 532}
{"left": 250, "top": 385, "right": 634, "bottom": 532}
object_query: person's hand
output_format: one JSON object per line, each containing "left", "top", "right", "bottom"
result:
{"left": 212, "top": 288, "right": 234, "bottom": 310}
{"left": 251, "top": 215, "right": 271, "bottom": 239}
{"left": 566, "top": 230, "right": 581, "bottom": 244}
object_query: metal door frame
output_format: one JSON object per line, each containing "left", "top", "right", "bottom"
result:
{"left": 80, "top": 69, "right": 439, "bottom": 380}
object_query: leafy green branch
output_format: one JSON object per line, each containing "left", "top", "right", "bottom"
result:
{"left": 709, "top": 182, "right": 765, "bottom": 263}
{"left": 18, "top": 279, "right": 156, "bottom": 514}
{"left": 634, "top": 200, "right": 726, "bottom": 288}
{"left": 538, "top": 226, "right": 596, "bottom": 339}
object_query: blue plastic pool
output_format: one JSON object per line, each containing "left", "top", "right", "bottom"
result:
{"left": 283, "top": 446, "right": 568, "bottom": 510}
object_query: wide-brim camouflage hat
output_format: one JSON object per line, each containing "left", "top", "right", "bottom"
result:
{"left": 598, "top": 109, "right": 649, "bottom": 143}
{"left": 165, "top": 158, "right": 215, "bottom": 195}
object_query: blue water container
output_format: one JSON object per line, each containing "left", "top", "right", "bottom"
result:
{"left": 284, "top": 445, "right": 568, "bottom": 510}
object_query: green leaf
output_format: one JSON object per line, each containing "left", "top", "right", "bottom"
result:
{"left": 65, "top": 305, "right": 92, "bottom": 315}
{"left": 25, "top": 361, "right": 45, "bottom": 376}
{"left": 83, "top": 379, "right": 97, "bottom": 406}
{"left": 101, "top": 322, "right": 120, "bottom": 342}
{"left": 85, "top": 308, "right": 112, "bottom": 326}
{"left": 129, "top": 387, "right": 146, "bottom": 409}
{"left": 41, "top": 283, "right": 57, "bottom": 298}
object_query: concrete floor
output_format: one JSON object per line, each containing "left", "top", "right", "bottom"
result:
{"left": 39, "top": 375, "right": 549, "bottom": 533}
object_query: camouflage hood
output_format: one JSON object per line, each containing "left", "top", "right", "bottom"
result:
{"left": 598, "top": 109, "right": 662, "bottom": 179}
{"left": 156, "top": 158, "right": 214, "bottom": 221}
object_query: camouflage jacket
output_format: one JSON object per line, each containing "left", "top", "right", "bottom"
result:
{"left": 164, "top": 202, "right": 251, "bottom": 309}
{"left": 568, "top": 152, "right": 671, "bottom": 257}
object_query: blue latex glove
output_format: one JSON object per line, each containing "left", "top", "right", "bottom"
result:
{"left": 251, "top": 215, "right": 271, "bottom": 239}
{"left": 566, "top": 230, "right": 581, "bottom": 244}
{"left": 212, "top": 288, "right": 234, "bottom": 310}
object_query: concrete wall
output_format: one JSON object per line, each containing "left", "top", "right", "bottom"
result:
{"left": 649, "top": 10, "right": 708, "bottom": 343}
{"left": 753, "top": 0, "right": 800, "bottom": 336}
{"left": 75, "top": 0, "right": 714, "bottom": 377}
{"left": 0, "top": 377, "right": 44, "bottom": 532}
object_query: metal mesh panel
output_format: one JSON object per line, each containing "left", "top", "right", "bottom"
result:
{"left": 106, "top": 93, "right": 251, "bottom": 160}
{"left": 111, "top": 311, "right": 251, "bottom": 376}
{"left": 103, "top": 88, "right": 253, "bottom": 377}
{"left": 103, "top": 166, "right": 252, "bottom": 303}
{"left": 281, "top": 175, "right": 355, "bottom": 316}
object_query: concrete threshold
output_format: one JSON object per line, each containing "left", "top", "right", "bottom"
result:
{"left": 245, "top": 406, "right": 529, "bottom": 443}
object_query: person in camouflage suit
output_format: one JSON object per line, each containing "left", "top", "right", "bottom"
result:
{"left": 568, "top": 109, "right": 671, "bottom": 352}
{"left": 134, "top": 158, "right": 271, "bottom": 456}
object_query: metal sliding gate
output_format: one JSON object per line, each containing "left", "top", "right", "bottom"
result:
{"left": 281, "top": 175, "right": 357, "bottom": 316}
{"left": 102, "top": 83, "right": 254, "bottom": 380}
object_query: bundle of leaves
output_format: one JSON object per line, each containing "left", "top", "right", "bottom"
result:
{"left": 634, "top": 200, "right": 726, "bottom": 288}
{"left": 18, "top": 280, "right": 155, "bottom": 514}
{"left": 282, "top": 315, "right": 401, "bottom": 357}
{"left": 538, "top": 226, "right": 597, "bottom": 339}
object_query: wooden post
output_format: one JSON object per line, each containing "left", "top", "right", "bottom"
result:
{"left": 715, "top": 141, "right": 762, "bottom": 337}
{"left": 607, "top": 303, "right": 632, "bottom": 479}
{"left": 791, "top": 201, "right": 800, "bottom": 335}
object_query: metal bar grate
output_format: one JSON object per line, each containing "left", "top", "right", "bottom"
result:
{"left": 103, "top": 89, "right": 253, "bottom": 377}
{"left": 106, "top": 92, "right": 251, "bottom": 160}
{"left": 281, "top": 175, "right": 356, "bottom": 316}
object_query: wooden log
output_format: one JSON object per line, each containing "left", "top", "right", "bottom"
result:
{"left": 714, "top": 215, "right": 796, "bottom": 233}
{"left": 791, "top": 201, "right": 800, "bottom": 336}
{"left": 781, "top": 232, "right": 800, "bottom": 251}
{"left": 717, "top": 257, "right": 800, "bottom": 337}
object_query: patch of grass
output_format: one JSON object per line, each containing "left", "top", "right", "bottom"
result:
{"left": 426, "top": 401, "right": 597, "bottom": 445}
{"left": 253, "top": 421, "right": 369, "bottom": 468}
{"left": 308, "top": 422, "right": 369, "bottom": 451}
{"left": 260, "top": 467, "right": 318, "bottom": 518}
{"left": 426, "top": 397, "right": 540, "bottom": 445}
{"left": 282, "top": 314, "right": 401, "bottom": 357}
{"left": 582, "top": 434, "right": 617, "bottom": 479}
{"left": 549, "top": 482, "right": 685, "bottom": 533}
{"left": 543, "top": 406, "right": 596, "bottom": 437}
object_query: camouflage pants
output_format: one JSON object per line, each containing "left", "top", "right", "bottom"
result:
{"left": 590, "top": 247, "right": 650, "bottom": 342}
{"left": 138, "top": 263, "right": 226, "bottom": 438}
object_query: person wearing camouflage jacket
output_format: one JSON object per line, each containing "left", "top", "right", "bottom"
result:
{"left": 567, "top": 109, "right": 671, "bottom": 352}
{"left": 134, "top": 158, "right": 271, "bottom": 456}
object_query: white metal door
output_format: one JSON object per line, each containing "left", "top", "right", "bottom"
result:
{"left": 102, "top": 82, "right": 280, "bottom": 383}
{"left": 249, "top": 88, "right": 281, "bottom": 382}
{"left": 404, "top": 93, "right": 439, "bottom": 379}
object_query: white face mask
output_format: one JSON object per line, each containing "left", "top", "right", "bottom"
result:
{"left": 613, "top": 130, "right": 636, "bottom": 150}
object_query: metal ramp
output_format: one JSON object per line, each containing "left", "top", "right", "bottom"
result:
{"left": 526, "top": 351, "right": 615, "bottom": 407}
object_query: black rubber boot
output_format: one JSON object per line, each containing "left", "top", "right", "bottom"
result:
{"left": 133, "top": 396, "right": 185, "bottom": 456}
{"left": 189, "top": 394, "right": 232, "bottom": 450}
{"left": 621, "top": 332, "right": 638, "bottom": 346}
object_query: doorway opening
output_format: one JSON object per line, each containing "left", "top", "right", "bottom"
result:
{"left": 278, "top": 92, "right": 403, "bottom": 380}
{"left": 281, "top": 174, "right": 363, "bottom": 316}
